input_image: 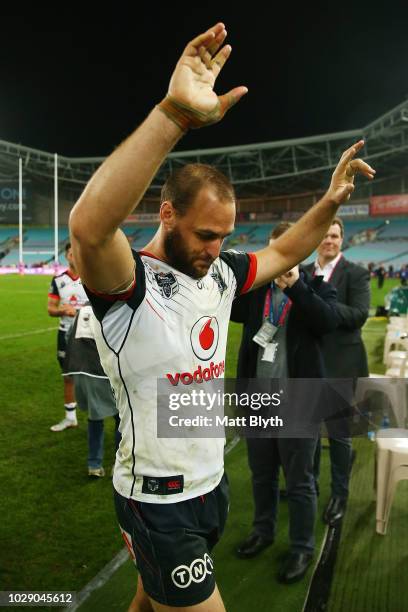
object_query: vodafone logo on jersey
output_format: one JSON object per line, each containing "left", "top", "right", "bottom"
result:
{"left": 166, "top": 360, "right": 225, "bottom": 386}
{"left": 190, "top": 316, "right": 219, "bottom": 361}
{"left": 166, "top": 317, "right": 223, "bottom": 386}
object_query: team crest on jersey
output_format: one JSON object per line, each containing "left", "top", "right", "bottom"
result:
{"left": 155, "top": 272, "right": 179, "bottom": 299}
{"left": 147, "top": 478, "right": 159, "bottom": 492}
{"left": 210, "top": 269, "right": 227, "bottom": 295}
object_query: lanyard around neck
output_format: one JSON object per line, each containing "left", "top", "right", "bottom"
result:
{"left": 263, "top": 282, "right": 291, "bottom": 326}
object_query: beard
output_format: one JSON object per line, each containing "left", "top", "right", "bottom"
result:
{"left": 163, "top": 227, "right": 214, "bottom": 279}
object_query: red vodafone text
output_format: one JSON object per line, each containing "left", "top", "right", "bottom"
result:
{"left": 166, "top": 361, "right": 225, "bottom": 386}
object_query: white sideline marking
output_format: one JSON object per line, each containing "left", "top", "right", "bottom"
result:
{"left": 225, "top": 434, "right": 240, "bottom": 455}
{"left": 0, "top": 326, "right": 58, "bottom": 341}
{"left": 65, "top": 435, "right": 241, "bottom": 611}
{"left": 65, "top": 548, "right": 129, "bottom": 611}
{"left": 1, "top": 290, "right": 46, "bottom": 294}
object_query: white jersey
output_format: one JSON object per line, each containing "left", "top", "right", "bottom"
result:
{"left": 48, "top": 270, "right": 88, "bottom": 332}
{"left": 86, "top": 250, "right": 256, "bottom": 503}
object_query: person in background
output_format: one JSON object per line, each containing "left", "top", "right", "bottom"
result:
{"left": 376, "top": 263, "right": 386, "bottom": 289}
{"left": 231, "top": 221, "right": 339, "bottom": 584}
{"left": 64, "top": 304, "right": 121, "bottom": 478}
{"left": 47, "top": 242, "right": 88, "bottom": 431}
{"left": 306, "top": 217, "right": 370, "bottom": 526}
{"left": 400, "top": 264, "right": 408, "bottom": 286}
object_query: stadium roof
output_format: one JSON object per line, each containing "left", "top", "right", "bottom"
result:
{"left": 2, "top": 99, "right": 408, "bottom": 197}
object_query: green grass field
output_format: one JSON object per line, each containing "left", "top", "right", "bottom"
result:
{"left": 0, "top": 274, "right": 401, "bottom": 611}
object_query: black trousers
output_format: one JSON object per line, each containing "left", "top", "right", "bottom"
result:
{"left": 313, "top": 436, "right": 352, "bottom": 499}
{"left": 317, "top": 380, "right": 354, "bottom": 499}
{"left": 246, "top": 436, "right": 318, "bottom": 554}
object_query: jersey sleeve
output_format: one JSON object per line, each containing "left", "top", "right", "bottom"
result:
{"left": 219, "top": 250, "right": 257, "bottom": 295}
{"left": 48, "top": 278, "right": 59, "bottom": 299}
{"left": 84, "top": 250, "right": 146, "bottom": 321}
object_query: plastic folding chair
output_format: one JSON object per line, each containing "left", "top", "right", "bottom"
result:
{"left": 375, "top": 428, "right": 408, "bottom": 535}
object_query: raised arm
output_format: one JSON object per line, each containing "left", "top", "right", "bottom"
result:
{"left": 69, "top": 23, "right": 247, "bottom": 293}
{"left": 251, "top": 141, "right": 376, "bottom": 288}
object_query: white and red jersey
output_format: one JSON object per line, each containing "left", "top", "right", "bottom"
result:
{"left": 48, "top": 270, "right": 88, "bottom": 332}
{"left": 86, "top": 249, "right": 257, "bottom": 503}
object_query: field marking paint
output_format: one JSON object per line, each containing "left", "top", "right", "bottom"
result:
{"left": 1, "top": 290, "right": 47, "bottom": 294}
{"left": 65, "top": 548, "right": 129, "bottom": 611}
{"left": 225, "top": 434, "right": 240, "bottom": 455}
{"left": 65, "top": 435, "right": 241, "bottom": 611}
{"left": 0, "top": 326, "right": 58, "bottom": 341}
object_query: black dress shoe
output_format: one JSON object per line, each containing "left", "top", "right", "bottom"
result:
{"left": 277, "top": 552, "right": 314, "bottom": 584}
{"left": 322, "top": 496, "right": 347, "bottom": 526}
{"left": 236, "top": 533, "right": 274, "bottom": 559}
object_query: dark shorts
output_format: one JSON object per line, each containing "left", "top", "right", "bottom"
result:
{"left": 57, "top": 329, "right": 67, "bottom": 370}
{"left": 114, "top": 474, "right": 229, "bottom": 607}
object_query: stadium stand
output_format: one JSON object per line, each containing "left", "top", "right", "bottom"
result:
{"left": 1, "top": 98, "right": 408, "bottom": 273}
{"left": 1, "top": 216, "right": 407, "bottom": 268}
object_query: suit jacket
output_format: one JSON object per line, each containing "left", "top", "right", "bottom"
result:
{"left": 231, "top": 270, "right": 339, "bottom": 379}
{"left": 305, "top": 256, "right": 370, "bottom": 378}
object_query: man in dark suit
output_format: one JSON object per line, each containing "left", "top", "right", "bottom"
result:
{"left": 305, "top": 216, "right": 370, "bottom": 525}
{"left": 231, "top": 222, "right": 339, "bottom": 584}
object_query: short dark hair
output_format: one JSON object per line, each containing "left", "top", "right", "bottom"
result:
{"left": 270, "top": 221, "right": 293, "bottom": 239}
{"left": 65, "top": 242, "right": 71, "bottom": 253}
{"left": 160, "top": 163, "right": 235, "bottom": 216}
{"left": 331, "top": 217, "right": 344, "bottom": 238}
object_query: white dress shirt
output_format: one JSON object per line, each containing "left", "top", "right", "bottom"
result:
{"left": 314, "top": 252, "right": 343, "bottom": 282}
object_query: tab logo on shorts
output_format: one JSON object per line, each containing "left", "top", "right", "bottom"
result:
{"left": 155, "top": 272, "right": 179, "bottom": 299}
{"left": 171, "top": 553, "right": 214, "bottom": 589}
{"left": 142, "top": 474, "right": 184, "bottom": 495}
{"left": 190, "top": 316, "right": 219, "bottom": 361}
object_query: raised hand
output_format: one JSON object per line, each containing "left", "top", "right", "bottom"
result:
{"left": 159, "top": 23, "right": 248, "bottom": 130}
{"left": 327, "top": 140, "right": 376, "bottom": 204}
{"left": 275, "top": 266, "right": 299, "bottom": 289}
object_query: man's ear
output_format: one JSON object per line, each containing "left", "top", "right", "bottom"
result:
{"left": 160, "top": 201, "right": 177, "bottom": 231}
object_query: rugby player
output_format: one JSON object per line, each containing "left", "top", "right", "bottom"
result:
{"left": 69, "top": 23, "right": 375, "bottom": 612}
{"left": 47, "top": 242, "right": 87, "bottom": 431}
